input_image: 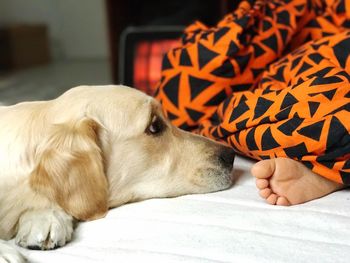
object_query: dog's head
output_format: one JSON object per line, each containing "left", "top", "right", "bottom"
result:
{"left": 30, "top": 85, "right": 234, "bottom": 221}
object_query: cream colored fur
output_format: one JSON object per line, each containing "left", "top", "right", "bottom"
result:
{"left": 0, "top": 85, "right": 234, "bottom": 261}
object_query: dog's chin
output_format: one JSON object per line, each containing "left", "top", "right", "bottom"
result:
{"left": 194, "top": 166, "right": 235, "bottom": 194}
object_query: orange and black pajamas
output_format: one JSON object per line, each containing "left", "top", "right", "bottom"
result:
{"left": 155, "top": 0, "right": 350, "bottom": 185}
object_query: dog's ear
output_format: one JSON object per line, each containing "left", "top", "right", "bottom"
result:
{"left": 30, "top": 118, "right": 108, "bottom": 221}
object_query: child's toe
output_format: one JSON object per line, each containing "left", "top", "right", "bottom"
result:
{"left": 256, "top": 178, "right": 269, "bottom": 189}
{"left": 259, "top": 188, "right": 272, "bottom": 198}
{"left": 266, "top": 193, "right": 278, "bottom": 205}
{"left": 276, "top": 196, "right": 290, "bottom": 206}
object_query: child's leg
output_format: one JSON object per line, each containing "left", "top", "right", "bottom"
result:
{"left": 198, "top": 32, "right": 350, "bottom": 199}
{"left": 155, "top": 1, "right": 350, "bottom": 202}
{"left": 156, "top": 0, "right": 303, "bottom": 130}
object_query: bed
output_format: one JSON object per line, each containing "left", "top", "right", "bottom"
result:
{"left": 14, "top": 155, "right": 350, "bottom": 263}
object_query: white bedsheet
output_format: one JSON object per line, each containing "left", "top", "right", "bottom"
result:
{"left": 15, "top": 156, "right": 350, "bottom": 263}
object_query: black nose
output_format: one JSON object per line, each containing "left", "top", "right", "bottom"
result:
{"left": 219, "top": 147, "right": 235, "bottom": 167}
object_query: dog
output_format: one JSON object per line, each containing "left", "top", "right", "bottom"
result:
{"left": 0, "top": 85, "right": 235, "bottom": 262}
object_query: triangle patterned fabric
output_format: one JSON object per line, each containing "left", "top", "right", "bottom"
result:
{"left": 155, "top": 0, "right": 350, "bottom": 185}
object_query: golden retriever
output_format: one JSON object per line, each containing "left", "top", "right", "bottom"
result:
{"left": 0, "top": 85, "right": 234, "bottom": 262}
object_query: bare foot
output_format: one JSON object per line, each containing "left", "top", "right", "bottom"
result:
{"left": 251, "top": 157, "right": 343, "bottom": 206}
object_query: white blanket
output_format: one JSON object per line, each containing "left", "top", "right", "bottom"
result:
{"left": 15, "top": 156, "right": 350, "bottom": 263}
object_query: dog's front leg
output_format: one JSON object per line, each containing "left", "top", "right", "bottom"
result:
{"left": 15, "top": 208, "right": 73, "bottom": 250}
{"left": 0, "top": 240, "right": 26, "bottom": 263}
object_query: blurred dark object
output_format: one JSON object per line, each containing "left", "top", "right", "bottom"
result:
{"left": 0, "top": 24, "right": 50, "bottom": 73}
{"left": 106, "top": 0, "right": 237, "bottom": 84}
{"left": 119, "top": 26, "right": 183, "bottom": 95}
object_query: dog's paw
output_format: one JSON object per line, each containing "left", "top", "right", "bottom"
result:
{"left": 0, "top": 240, "right": 26, "bottom": 263}
{"left": 15, "top": 208, "right": 73, "bottom": 250}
